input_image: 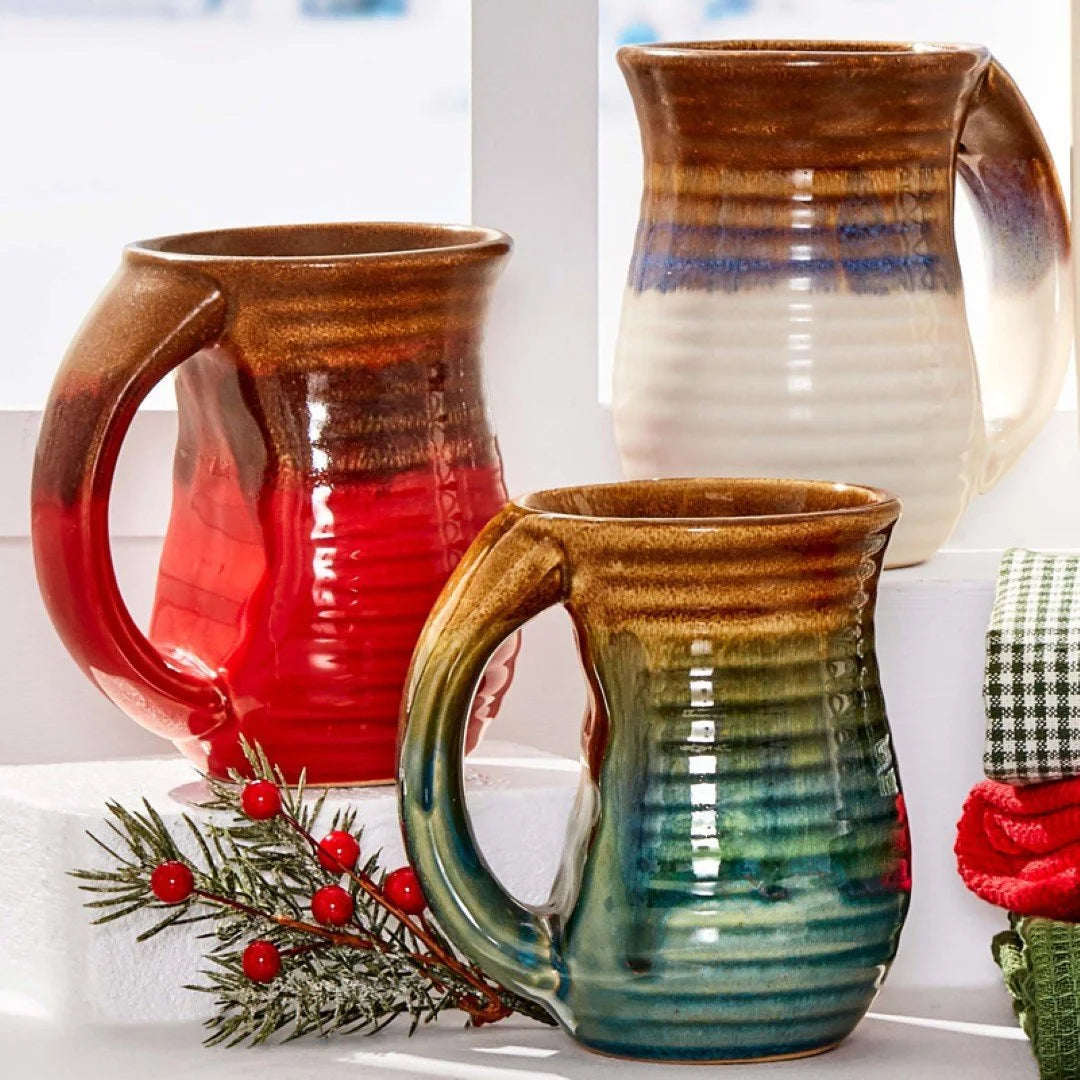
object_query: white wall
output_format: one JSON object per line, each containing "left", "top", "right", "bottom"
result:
{"left": 0, "top": 2, "right": 470, "bottom": 408}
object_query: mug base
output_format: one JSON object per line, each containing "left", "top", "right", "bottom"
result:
{"left": 577, "top": 1037, "right": 842, "bottom": 1065}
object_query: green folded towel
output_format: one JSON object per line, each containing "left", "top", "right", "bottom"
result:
{"left": 985, "top": 550, "right": 1080, "bottom": 785}
{"left": 994, "top": 916, "right": 1080, "bottom": 1079}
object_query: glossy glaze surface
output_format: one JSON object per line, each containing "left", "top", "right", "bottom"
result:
{"left": 399, "top": 478, "right": 910, "bottom": 1062}
{"left": 32, "top": 223, "right": 513, "bottom": 783}
{"left": 613, "top": 42, "right": 1071, "bottom": 568}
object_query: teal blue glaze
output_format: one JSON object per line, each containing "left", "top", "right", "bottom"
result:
{"left": 399, "top": 480, "right": 909, "bottom": 1063}
{"left": 550, "top": 629, "right": 907, "bottom": 1061}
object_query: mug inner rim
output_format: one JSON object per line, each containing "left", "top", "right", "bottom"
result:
{"left": 618, "top": 40, "right": 989, "bottom": 62}
{"left": 129, "top": 222, "right": 510, "bottom": 263}
{"left": 516, "top": 478, "right": 900, "bottom": 525}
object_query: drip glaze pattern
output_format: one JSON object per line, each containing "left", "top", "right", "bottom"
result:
{"left": 32, "top": 223, "right": 513, "bottom": 784}
{"left": 399, "top": 478, "right": 910, "bottom": 1062}
{"left": 613, "top": 42, "right": 1071, "bottom": 568}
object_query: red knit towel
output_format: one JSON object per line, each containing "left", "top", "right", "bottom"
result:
{"left": 956, "top": 777, "right": 1080, "bottom": 919}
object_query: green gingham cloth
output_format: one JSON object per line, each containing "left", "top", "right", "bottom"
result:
{"left": 984, "top": 549, "right": 1080, "bottom": 785}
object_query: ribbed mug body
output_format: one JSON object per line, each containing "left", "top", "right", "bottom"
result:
{"left": 543, "top": 483, "right": 910, "bottom": 1060}
{"left": 32, "top": 224, "right": 512, "bottom": 785}
{"left": 614, "top": 44, "right": 991, "bottom": 568}
{"left": 148, "top": 232, "right": 511, "bottom": 782}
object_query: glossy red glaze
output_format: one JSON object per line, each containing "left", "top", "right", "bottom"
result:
{"left": 31, "top": 224, "right": 515, "bottom": 784}
{"left": 150, "top": 460, "right": 508, "bottom": 783}
{"left": 32, "top": 460, "right": 510, "bottom": 784}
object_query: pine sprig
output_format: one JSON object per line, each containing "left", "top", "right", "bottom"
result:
{"left": 71, "top": 741, "right": 554, "bottom": 1045}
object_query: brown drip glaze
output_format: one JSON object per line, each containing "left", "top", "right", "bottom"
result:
{"left": 32, "top": 222, "right": 515, "bottom": 784}
{"left": 618, "top": 41, "right": 989, "bottom": 171}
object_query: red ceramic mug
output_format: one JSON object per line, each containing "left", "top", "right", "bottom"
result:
{"left": 31, "top": 223, "right": 516, "bottom": 784}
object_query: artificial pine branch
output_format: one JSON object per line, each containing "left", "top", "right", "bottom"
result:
{"left": 71, "top": 741, "right": 554, "bottom": 1046}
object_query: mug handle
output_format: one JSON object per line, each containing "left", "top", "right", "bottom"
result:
{"left": 957, "top": 58, "right": 1072, "bottom": 492}
{"left": 398, "top": 504, "right": 567, "bottom": 1005}
{"left": 31, "top": 258, "right": 229, "bottom": 738}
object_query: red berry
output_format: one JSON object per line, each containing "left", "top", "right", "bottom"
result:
{"left": 315, "top": 829, "right": 360, "bottom": 872}
{"left": 317, "top": 830, "right": 361, "bottom": 873}
{"left": 240, "top": 780, "right": 282, "bottom": 820}
{"left": 311, "top": 884, "right": 354, "bottom": 926}
{"left": 384, "top": 867, "right": 427, "bottom": 915}
{"left": 150, "top": 861, "right": 195, "bottom": 905}
{"left": 242, "top": 939, "right": 282, "bottom": 983}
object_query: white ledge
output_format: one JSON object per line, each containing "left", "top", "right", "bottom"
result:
{"left": 0, "top": 986, "right": 1028, "bottom": 1079}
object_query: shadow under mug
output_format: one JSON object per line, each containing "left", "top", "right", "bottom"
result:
{"left": 399, "top": 476, "right": 910, "bottom": 1062}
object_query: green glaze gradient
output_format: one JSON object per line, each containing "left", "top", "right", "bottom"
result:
{"left": 399, "top": 488, "right": 909, "bottom": 1063}
{"left": 555, "top": 627, "right": 907, "bottom": 1060}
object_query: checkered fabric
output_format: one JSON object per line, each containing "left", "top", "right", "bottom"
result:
{"left": 984, "top": 549, "right": 1080, "bottom": 785}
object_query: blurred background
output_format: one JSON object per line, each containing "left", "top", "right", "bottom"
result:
{"left": 0, "top": 0, "right": 471, "bottom": 408}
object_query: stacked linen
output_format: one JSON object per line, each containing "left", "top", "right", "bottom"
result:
{"left": 956, "top": 778, "right": 1080, "bottom": 920}
{"left": 995, "top": 919, "right": 1080, "bottom": 1080}
{"left": 956, "top": 550, "right": 1080, "bottom": 1079}
{"left": 983, "top": 549, "right": 1080, "bottom": 786}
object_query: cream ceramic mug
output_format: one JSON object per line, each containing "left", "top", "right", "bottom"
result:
{"left": 613, "top": 42, "right": 1071, "bottom": 567}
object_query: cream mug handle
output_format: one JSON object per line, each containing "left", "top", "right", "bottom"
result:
{"left": 957, "top": 58, "right": 1072, "bottom": 492}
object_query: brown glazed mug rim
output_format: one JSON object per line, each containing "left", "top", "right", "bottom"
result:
{"left": 618, "top": 39, "right": 990, "bottom": 66}
{"left": 126, "top": 221, "right": 512, "bottom": 265}
{"left": 515, "top": 477, "right": 901, "bottom": 527}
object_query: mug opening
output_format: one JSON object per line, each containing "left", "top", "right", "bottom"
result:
{"left": 517, "top": 478, "right": 899, "bottom": 524}
{"left": 618, "top": 39, "right": 990, "bottom": 66}
{"left": 130, "top": 222, "right": 510, "bottom": 262}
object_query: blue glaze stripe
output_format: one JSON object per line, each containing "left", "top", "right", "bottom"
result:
{"left": 630, "top": 251, "right": 943, "bottom": 294}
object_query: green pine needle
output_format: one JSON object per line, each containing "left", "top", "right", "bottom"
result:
{"left": 71, "top": 740, "right": 554, "bottom": 1045}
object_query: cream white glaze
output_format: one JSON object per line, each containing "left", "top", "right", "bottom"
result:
{"left": 613, "top": 287, "right": 983, "bottom": 568}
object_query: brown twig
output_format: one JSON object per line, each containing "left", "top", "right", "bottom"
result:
{"left": 193, "top": 890, "right": 375, "bottom": 952}
{"left": 193, "top": 889, "right": 484, "bottom": 1008}
{"left": 281, "top": 812, "right": 511, "bottom": 1026}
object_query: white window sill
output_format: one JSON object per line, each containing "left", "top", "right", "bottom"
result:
{"left": 0, "top": 986, "right": 1030, "bottom": 1078}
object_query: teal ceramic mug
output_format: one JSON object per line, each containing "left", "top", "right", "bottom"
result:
{"left": 398, "top": 478, "right": 910, "bottom": 1062}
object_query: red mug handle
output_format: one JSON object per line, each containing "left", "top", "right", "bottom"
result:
{"left": 31, "top": 255, "right": 229, "bottom": 738}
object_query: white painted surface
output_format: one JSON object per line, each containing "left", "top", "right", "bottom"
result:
{"left": 1075, "top": 0, "right": 1080, "bottom": 417}
{"left": 471, "top": 0, "right": 620, "bottom": 496}
{"left": 0, "top": 742, "right": 579, "bottom": 1024}
{"left": 0, "top": 538, "right": 167, "bottom": 765}
{"left": 0, "top": 987, "right": 1031, "bottom": 1077}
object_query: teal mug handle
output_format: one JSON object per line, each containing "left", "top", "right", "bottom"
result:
{"left": 398, "top": 504, "right": 567, "bottom": 1006}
